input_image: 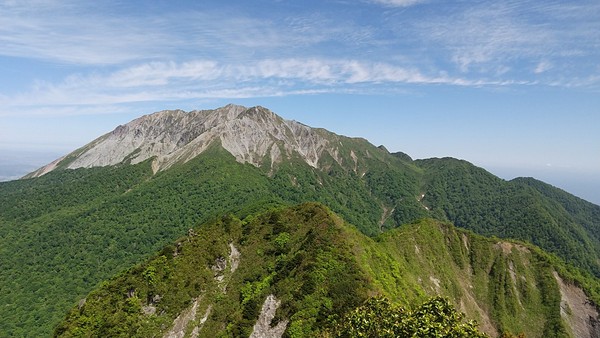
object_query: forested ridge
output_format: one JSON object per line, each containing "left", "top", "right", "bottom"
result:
{"left": 1, "top": 139, "right": 600, "bottom": 336}
{"left": 54, "top": 203, "right": 600, "bottom": 337}
{"left": 416, "top": 157, "right": 600, "bottom": 276}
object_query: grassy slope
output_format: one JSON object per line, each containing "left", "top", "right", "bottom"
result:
{"left": 358, "top": 219, "right": 575, "bottom": 337}
{"left": 55, "top": 203, "right": 600, "bottom": 337}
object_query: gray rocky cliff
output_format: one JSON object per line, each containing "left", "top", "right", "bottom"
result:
{"left": 28, "top": 104, "right": 343, "bottom": 177}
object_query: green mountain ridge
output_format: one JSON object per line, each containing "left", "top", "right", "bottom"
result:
{"left": 416, "top": 157, "right": 600, "bottom": 276}
{"left": 1, "top": 105, "right": 599, "bottom": 336}
{"left": 54, "top": 203, "right": 600, "bottom": 337}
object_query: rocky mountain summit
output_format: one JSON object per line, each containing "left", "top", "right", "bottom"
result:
{"left": 27, "top": 104, "right": 345, "bottom": 178}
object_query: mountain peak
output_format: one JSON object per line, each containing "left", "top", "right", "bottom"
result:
{"left": 28, "top": 105, "right": 342, "bottom": 177}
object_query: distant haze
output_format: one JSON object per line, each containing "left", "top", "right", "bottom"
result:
{"left": 488, "top": 166, "right": 600, "bottom": 206}
{"left": 0, "top": 149, "right": 63, "bottom": 181}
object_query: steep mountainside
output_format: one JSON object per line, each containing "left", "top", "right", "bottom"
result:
{"left": 513, "top": 177, "right": 600, "bottom": 245}
{"left": 2, "top": 104, "right": 600, "bottom": 336}
{"left": 54, "top": 204, "right": 600, "bottom": 338}
{"left": 26, "top": 104, "right": 368, "bottom": 177}
{"left": 416, "top": 157, "right": 600, "bottom": 276}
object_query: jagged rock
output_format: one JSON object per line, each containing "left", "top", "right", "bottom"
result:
{"left": 229, "top": 243, "right": 240, "bottom": 274}
{"left": 211, "top": 256, "right": 227, "bottom": 274}
{"left": 249, "top": 294, "right": 288, "bottom": 338}
{"left": 190, "top": 305, "right": 212, "bottom": 338}
{"left": 173, "top": 242, "right": 182, "bottom": 257}
{"left": 163, "top": 298, "right": 200, "bottom": 338}
{"left": 28, "top": 104, "right": 346, "bottom": 177}
{"left": 555, "top": 272, "right": 600, "bottom": 338}
{"left": 142, "top": 305, "right": 156, "bottom": 316}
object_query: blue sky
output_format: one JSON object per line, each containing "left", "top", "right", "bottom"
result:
{"left": 0, "top": 0, "right": 599, "bottom": 203}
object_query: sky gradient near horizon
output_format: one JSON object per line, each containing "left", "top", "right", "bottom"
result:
{"left": 0, "top": 0, "right": 599, "bottom": 203}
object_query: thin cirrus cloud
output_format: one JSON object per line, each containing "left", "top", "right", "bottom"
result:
{"left": 1, "top": 58, "right": 486, "bottom": 115}
{"left": 369, "top": 0, "right": 426, "bottom": 7}
{"left": 2, "top": 0, "right": 598, "bottom": 79}
{"left": 0, "top": 0, "right": 599, "bottom": 119}
{"left": 409, "top": 1, "right": 600, "bottom": 76}
{"left": 0, "top": 10, "right": 170, "bottom": 65}
{"left": 413, "top": 3, "right": 551, "bottom": 72}
{"left": 0, "top": 3, "right": 255, "bottom": 64}
{"left": 534, "top": 61, "right": 552, "bottom": 74}
{"left": 0, "top": 3, "right": 372, "bottom": 66}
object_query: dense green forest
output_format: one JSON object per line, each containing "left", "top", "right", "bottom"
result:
{"left": 54, "top": 203, "right": 600, "bottom": 337}
{"left": 2, "top": 141, "right": 600, "bottom": 336}
{"left": 416, "top": 157, "right": 600, "bottom": 276}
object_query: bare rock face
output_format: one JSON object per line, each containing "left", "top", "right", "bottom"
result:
{"left": 249, "top": 294, "right": 288, "bottom": 338}
{"left": 554, "top": 272, "right": 600, "bottom": 338}
{"left": 29, "top": 104, "right": 343, "bottom": 177}
{"left": 163, "top": 297, "right": 200, "bottom": 338}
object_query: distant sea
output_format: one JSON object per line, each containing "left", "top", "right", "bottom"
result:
{"left": 0, "top": 149, "right": 62, "bottom": 182}
{"left": 489, "top": 166, "right": 600, "bottom": 207}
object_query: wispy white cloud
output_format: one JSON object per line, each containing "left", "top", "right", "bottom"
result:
{"left": 534, "top": 61, "right": 552, "bottom": 74}
{"left": 0, "top": 2, "right": 172, "bottom": 64}
{"left": 2, "top": 0, "right": 597, "bottom": 89}
{"left": 0, "top": 57, "right": 524, "bottom": 117}
{"left": 416, "top": 3, "right": 549, "bottom": 71}
{"left": 369, "top": 0, "right": 426, "bottom": 7}
{"left": 0, "top": 4, "right": 245, "bottom": 64}
{"left": 0, "top": 2, "right": 377, "bottom": 66}
{"left": 0, "top": 0, "right": 599, "bottom": 119}
{"left": 405, "top": 1, "right": 600, "bottom": 84}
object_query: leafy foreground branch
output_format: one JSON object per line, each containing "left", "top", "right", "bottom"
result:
{"left": 327, "top": 296, "right": 489, "bottom": 338}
